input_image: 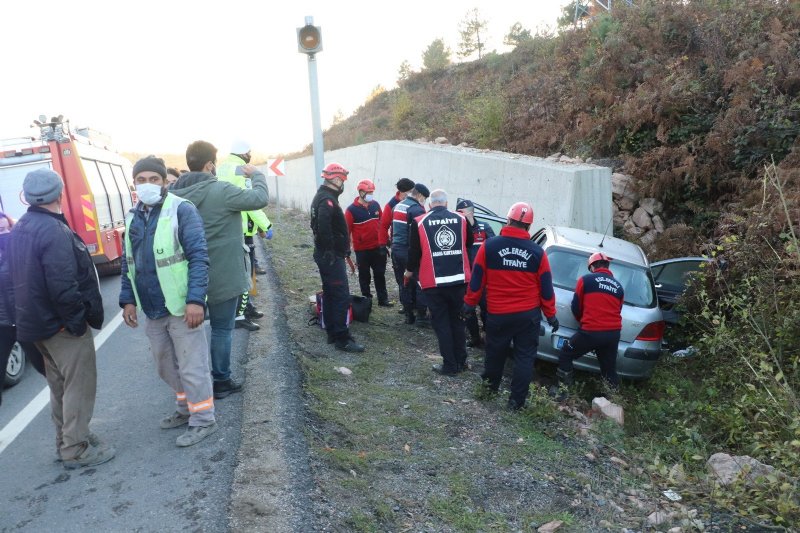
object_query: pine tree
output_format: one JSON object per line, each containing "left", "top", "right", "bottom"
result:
{"left": 458, "top": 8, "right": 488, "bottom": 60}
{"left": 421, "top": 39, "right": 451, "bottom": 71}
{"left": 503, "top": 22, "right": 532, "bottom": 47}
{"left": 397, "top": 60, "right": 412, "bottom": 83}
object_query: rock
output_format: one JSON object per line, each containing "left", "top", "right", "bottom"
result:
{"left": 668, "top": 528, "right": 682, "bottom": 533}
{"left": 592, "top": 397, "right": 624, "bottom": 425}
{"left": 669, "top": 463, "right": 686, "bottom": 483}
{"left": 647, "top": 510, "right": 671, "bottom": 526}
{"left": 616, "top": 195, "right": 637, "bottom": 211}
{"left": 458, "top": 142, "right": 469, "bottom": 147}
{"left": 334, "top": 367, "right": 352, "bottom": 376}
{"left": 652, "top": 214, "right": 666, "bottom": 233}
{"left": 631, "top": 207, "right": 653, "bottom": 229}
{"left": 574, "top": 156, "right": 584, "bottom": 163}
{"left": 639, "top": 229, "right": 658, "bottom": 247}
{"left": 623, "top": 219, "right": 645, "bottom": 237}
{"left": 537, "top": 520, "right": 563, "bottom": 533}
{"left": 434, "top": 136, "right": 448, "bottom": 144}
{"left": 413, "top": 137, "right": 428, "bottom": 143}
{"left": 609, "top": 456, "right": 629, "bottom": 468}
{"left": 547, "top": 152, "right": 562, "bottom": 160}
{"left": 611, "top": 173, "right": 635, "bottom": 197}
{"left": 613, "top": 208, "right": 631, "bottom": 227}
{"left": 585, "top": 157, "right": 593, "bottom": 163}
{"left": 585, "top": 452, "right": 596, "bottom": 462}
{"left": 599, "top": 520, "right": 612, "bottom": 529}
{"left": 639, "top": 197, "right": 663, "bottom": 215}
{"left": 706, "top": 453, "right": 777, "bottom": 486}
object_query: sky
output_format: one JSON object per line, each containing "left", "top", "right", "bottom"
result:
{"left": 0, "top": 0, "right": 568, "bottom": 157}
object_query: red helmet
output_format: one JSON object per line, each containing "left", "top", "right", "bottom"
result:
{"left": 321, "top": 162, "right": 349, "bottom": 181}
{"left": 588, "top": 252, "right": 611, "bottom": 269}
{"left": 506, "top": 202, "right": 534, "bottom": 225}
{"left": 357, "top": 179, "right": 375, "bottom": 192}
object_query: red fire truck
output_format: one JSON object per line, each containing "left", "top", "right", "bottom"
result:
{"left": 0, "top": 115, "right": 134, "bottom": 275}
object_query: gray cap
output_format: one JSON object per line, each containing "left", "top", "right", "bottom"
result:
{"left": 24, "top": 168, "right": 64, "bottom": 205}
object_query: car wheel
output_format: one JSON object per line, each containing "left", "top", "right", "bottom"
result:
{"left": 4, "top": 342, "right": 27, "bottom": 388}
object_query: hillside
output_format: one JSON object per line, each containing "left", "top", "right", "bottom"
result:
{"left": 315, "top": 0, "right": 800, "bottom": 255}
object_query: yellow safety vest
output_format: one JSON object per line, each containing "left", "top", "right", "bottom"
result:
{"left": 125, "top": 193, "right": 191, "bottom": 316}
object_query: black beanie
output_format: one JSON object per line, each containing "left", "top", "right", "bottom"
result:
{"left": 133, "top": 156, "right": 167, "bottom": 180}
{"left": 396, "top": 178, "right": 415, "bottom": 192}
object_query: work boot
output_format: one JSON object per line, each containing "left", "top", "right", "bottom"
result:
{"left": 335, "top": 336, "right": 365, "bottom": 353}
{"left": 403, "top": 305, "right": 416, "bottom": 325}
{"left": 255, "top": 266, "right": 267, "bottom": 275}
{"left": 214, "top": 379, "right": 243, "bottom": 399}
{"left": 235, "top": 317, "right": 260, "bottom": 331}
{"left": 62, "top": 443, "right": 116, "bottom": 470}
{"left": 431, "top": 364, "right": 458, "bottom": 376}
{"left": 507, "top": 398, "right": 525, "bottom": 411}
{"left": 176, "top": 423, "right": 219, "bottom": 447}
{"left": 160, "top": 411, "right": 190, "bottom": 429}
{"left": 378, "top": 300, "right": 394, "bottom": 307}
{"left": 415, "top": 310, "right": 431, "bottom": 328}
{"left": 549, "top": 369, "right": 574, "bottom": 401}
{"left": 245, "top": 304, "right": 264, "bottom": 320}
{"left": 467, "top": 335, "right": 483, "bottom": 348}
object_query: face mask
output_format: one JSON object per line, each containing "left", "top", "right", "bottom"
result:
{"left": 364, "top": 194, "right": 374, "bottom": 203}
{"left": 335, "top": 181, "right": 345, "bottom": 195}
{"left": 136, "top": 183, "right": 164, "bottom": 205}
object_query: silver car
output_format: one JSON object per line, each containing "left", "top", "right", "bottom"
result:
{"left": 472, "top": 207, "right": 665, "bottom": 381}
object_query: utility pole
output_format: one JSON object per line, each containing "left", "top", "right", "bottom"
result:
{"left": 297, "top": 16, "right": 324, "bottom": 188}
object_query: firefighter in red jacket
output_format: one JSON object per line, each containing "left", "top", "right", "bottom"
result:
{"left": 406, "top": 189, "right": 473, "bottom": 375}
{"left": 464, "top": 202, "right": 559, "bottom": 410}
{"left": 345, "top": 179, "right": 393, "bottom": 307}
{"left": 557, "top": 252, "right": 624, "bottom": 390}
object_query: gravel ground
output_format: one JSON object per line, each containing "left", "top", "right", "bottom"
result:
{"left": 228, "top": 208, "right": 771, "bottom": 533}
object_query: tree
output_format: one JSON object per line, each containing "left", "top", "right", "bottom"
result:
{"left": 458, "top": 8, "right": 488, "bottom": 60}
{"left": 367, "top": 85, "right": 386, "bottom": 103}
{"left": 397, "top": 60, "right": 412, "bottom": 83}
{"left": 504, "top": 22, "right": 532, "bottom": 47}
{"left": 557, "top": 1, "right": 590, "bottom": 28}
{"left": 422, "top": 39, "right": 451, "bottom": 71}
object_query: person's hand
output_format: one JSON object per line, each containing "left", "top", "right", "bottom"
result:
{"left": 123, "top": 304, "right": 138, "bottom": 328}
{"left": 379, "top": 246, "right": 389, "bottom": 258}
{"left": 459, "top": 303, "right": 476, "bottom": 321}
{"left": 241, "top": 163, "right": 259, "bottom": 176}
{"left": 345, "top": 256, "right": 356, "bottom": 274}
{"left": 403, "top": 270, "right": 413, "bottom": 286}
{"left": 184, "top": 303, "right": 205, "bottom": 329}
{"left": 265, "top": 228, "right": 273, "bottom": 240}
{"left": 547, "top": 315, "right": 559, "bottom": 333}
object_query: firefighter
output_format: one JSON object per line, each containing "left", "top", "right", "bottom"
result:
{"left": 382, "top": 178, "right": 415, "bottom": 308}
{"left": 310, "top": 163, "right": 364, "bottom": 353}
{"left": 456, "top": 199, "right": 495, "bottom": 347}
{"left": 556, "top": 252, "right": 624, "bottom": 392}
{"left": 464, "top": 202, "right": 559, "bottom": 410}
{"left": 120, "top": 156, "right": 217, "bottom": 447}
{"left": 345, "top": 179, "right": 393, "bottom": 307}
{"left": 407, "top": 189, "right": 473, "bottom": 375}
{"left": 391, "top": 183, "right": 430, "bottom": 326}
{"left": 216, "top": 140, "right": 273, "bottom": 332}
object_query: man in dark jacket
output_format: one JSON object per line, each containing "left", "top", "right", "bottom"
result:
{"left": 392, "top": 183, "right": 430, "bottom": 325}
{"left": 120, "top": 156, "right": 217, "bottom": 447}
{"left": 172, "top": 141, "right": 269, "bottom": 400}
{"left": 310, "top": 162, "right": 364, "bottom": 353}
{"left": 9, "top": 168, "right": 114, "bottom": 469}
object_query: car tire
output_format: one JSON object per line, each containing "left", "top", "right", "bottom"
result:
{"left": 4, "top": 342, "right": 27, "bottom": 388}
{"left": 96, "top": 258, "right": 122, "bottom": 277}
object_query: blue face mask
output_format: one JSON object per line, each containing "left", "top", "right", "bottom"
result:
{"left": 364, "top": 194, "right": 374, "bottom": 203}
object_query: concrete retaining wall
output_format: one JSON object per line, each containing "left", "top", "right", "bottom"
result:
{"left": 260, "top": 141, "right": 612, "bottom": 233}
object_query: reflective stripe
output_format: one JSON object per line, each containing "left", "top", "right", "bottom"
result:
{"left": 187, "top": 397, "right": 214, "bottom": 413}
{"left": 156, "top": 252, "right": 186, "bottom": 268}
{"left": 176, "top": 392, "right": 187, "bottom": 401}
{"left": 435, "top": 273, "right": 466, "bottom": 284}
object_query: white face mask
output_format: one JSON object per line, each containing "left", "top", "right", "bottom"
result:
{"left": 364, "top": 194, "right": 374, "bottom": 203}
{"left": 136, "top": 183, "right": 163, "bottom": 206}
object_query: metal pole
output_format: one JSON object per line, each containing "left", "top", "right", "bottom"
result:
{"left": 307, "top": 53, "right": 324, "bottom": 188}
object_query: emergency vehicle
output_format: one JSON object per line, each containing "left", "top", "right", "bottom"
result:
{"left": 0, "top": 115, "right": 134, "bottom": 275}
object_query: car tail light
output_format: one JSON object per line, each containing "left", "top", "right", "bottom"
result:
{"left": 636, "top": 321, "right": 665, "bottom": 341}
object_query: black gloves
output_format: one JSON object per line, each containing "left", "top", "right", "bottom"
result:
{"left": 459, "top": 303, "right": 477, "bottom": 321}
{"left": 547, "top": 315, "right": 559, "bottom": 333}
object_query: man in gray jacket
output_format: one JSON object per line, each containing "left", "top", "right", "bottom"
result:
{"left": 172, "top": 141, "right": 269, "bottom": 399}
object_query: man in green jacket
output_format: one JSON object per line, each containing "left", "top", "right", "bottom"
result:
{"left": 172, "top": 141, "right": 269, "bottom": 399}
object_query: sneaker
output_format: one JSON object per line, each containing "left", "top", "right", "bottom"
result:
{"left": 245, "top": 308, "right": 264, "bottom": 320}
{"left": 431, "top": 364, "right": 458, "bottom": 376}
{"left": 176, "top": 423, "right": 219, "bottom": 447}
{"left": 335, "top": 337, "right": 365, "bottom": 353}
{"left": 378, "top": 300, "right": 394, "bottom": 307}
{"left": 55, "top": 432, "right": 103, "bottom": 461}
{"left": 235, "top": 318, "right": 260, "bottom": 331}
{"left": 213, "top": 379, "right": 243, "bottom": 399}
{"left": 62, "top": 443, "right": 116, "bottom": 470}
{"left": 255, "top": 266, "right": 267, "bottom": 275}
{"left": 160, "top": 411, "right": 190, "bottom": 429}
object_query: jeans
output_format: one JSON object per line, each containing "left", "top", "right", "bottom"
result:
{"left": 208, "top": 296, "right": 238, "bottom": 382}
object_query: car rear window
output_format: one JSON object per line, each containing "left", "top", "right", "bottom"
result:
{"left": 546, "top": 249, "right": 657, "bottom": 308}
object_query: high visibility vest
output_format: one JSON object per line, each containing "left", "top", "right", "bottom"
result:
{"left": 125, "top": 193, "right": 191, "bottom": 316}
{"left": 415, "top": 208, "right": 471, "bottom": 289}
{"left": 217, "top": 152, "right": 272, "bottom": 236}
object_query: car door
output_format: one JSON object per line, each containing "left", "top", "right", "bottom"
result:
{"left": 650, "top": 257, "right": 710, "bottom": 324}
{"left": 473, "top": 213, "right": 506, "bottom": 237}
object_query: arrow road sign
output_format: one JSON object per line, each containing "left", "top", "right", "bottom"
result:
{"left": 267, "top": 158, "right": 285, "bottom": 177}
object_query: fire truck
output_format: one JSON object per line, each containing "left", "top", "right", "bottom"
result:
{"left": 0, "top": 115, "right": 134, "bottom": 275}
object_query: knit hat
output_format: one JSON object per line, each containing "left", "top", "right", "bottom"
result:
{"left": 23, "top": 168, "right": 64, "bottom": 205}
{"left": 456, "top": 199, "right": 474, "bottom": 210}
{"left": 132, "top": 156, "right": 167, "bottom": 180}
{"left": 412, "top": 183, "right": 430, "bottom": 198}
{"left": 396, "top": 178, "right": 415, "bottom": 192}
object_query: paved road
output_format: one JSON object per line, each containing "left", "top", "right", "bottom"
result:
{"left": 0, "top": 274, "right": 248, "bottom": 532}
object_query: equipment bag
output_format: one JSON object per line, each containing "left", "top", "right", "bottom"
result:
{"left": 349, "top": 295, "right": 372, "bottom": 323}
{"left": 314, "top": 291, "right": 353, "bottom": 329}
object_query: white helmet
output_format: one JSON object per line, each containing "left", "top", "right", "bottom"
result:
{"left": 230, "top": 139, "right": 251, "bottom": 155}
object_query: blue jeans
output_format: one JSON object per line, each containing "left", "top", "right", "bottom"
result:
{"left": 208, "top": 296, "right": 238, "bottom": 382}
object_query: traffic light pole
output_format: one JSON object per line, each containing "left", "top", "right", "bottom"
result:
{"left": 307, "top": 53, "right": 324, "bottom": 189}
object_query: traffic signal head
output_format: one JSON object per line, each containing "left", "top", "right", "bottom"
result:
{"left": 297, "top": 23, "right": 322, "bottom": 54}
